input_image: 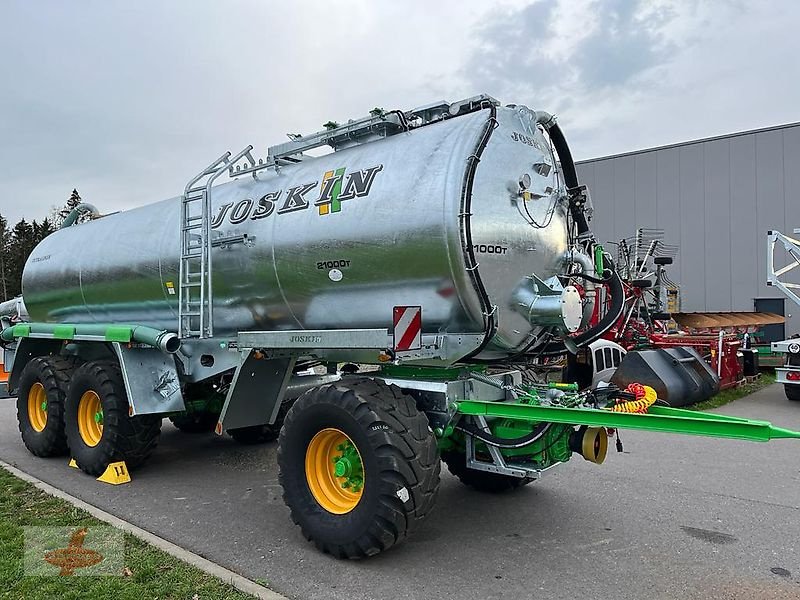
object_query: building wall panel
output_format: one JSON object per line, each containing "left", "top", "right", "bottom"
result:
{"left": 781, "top": 128, "right": 800, "bottom": 334}
{"left": 634, "top": 153, "right": 658, "bottom": 229}
{"left": 576, "top": 122, "right": 800, "bottom": 336}
{"left": 613, "top": 158, "right": 637, "bottom": 252}
{"left": 678, "top": 144, "right": 706, "bottom": 311}
{"left": 729, "top": 135, "right": 759, "bottom": 313}
{"left": 654, "top": 148, "right": 682, "bottom": 292}
{"left": 703, "top": 138, "right": 732, "bottom": 311}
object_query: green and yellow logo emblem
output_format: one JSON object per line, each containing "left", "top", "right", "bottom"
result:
{"left": 211, "top": 164, "right": 383, "bottom": 228}
{"left": 317, "top": 168, "right": 346, "bottom": 215}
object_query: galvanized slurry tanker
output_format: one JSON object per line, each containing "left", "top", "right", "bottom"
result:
{"left": 1, "top": 95, "right": 798, "bottom": 558}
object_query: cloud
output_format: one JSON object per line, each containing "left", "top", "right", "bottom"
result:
{"left": 0, "top": 0, "right": 515, "bottom": 223}
{"left": 469, "top": 0, "right": 674, "bottom": 94}
{"left": 0, "top": 0, "right": 799, "bottom": 224}
{"left": 573, "top": 1, "right": 672, "bottom": 88}
{"left": 461, "top": 0, "right": 800, "bottom": 159}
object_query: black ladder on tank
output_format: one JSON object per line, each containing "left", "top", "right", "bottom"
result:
{"left": 179, "top": 145, "right": 255, "bottom": 338}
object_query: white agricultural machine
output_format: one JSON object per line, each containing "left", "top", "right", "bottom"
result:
{"left": 767, "top": 229, "right": 800, "bottom": 400}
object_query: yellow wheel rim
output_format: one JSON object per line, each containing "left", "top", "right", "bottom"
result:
{"left": 78, "top": 391, "right": 103, "bottom": 447}
{"left": 27, "top": 382, "right": 48, "bottom": 432}
{"left": 305, "top": 428, "right": 364, "bottom": 514}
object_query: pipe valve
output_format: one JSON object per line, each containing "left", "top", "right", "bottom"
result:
{"left": 512, "top": 275, "right": 582, "bottom": 333}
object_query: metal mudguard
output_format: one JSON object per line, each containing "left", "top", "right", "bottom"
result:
{"left": 112, "top": 344, "right": 185, "bottom": 416}
{"left": 216, "top": 351, "right": 296, "bottom": 433}
{"left": 5, "top": 337, "right": 62, "bottom": 395}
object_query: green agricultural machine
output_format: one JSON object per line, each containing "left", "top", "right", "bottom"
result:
{"left": 1, "top": 95, "right": 797, "bottom": 558}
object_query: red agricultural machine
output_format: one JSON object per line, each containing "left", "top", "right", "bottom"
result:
{"left": 578, "top": 229, "right": 784, "bottom": 401}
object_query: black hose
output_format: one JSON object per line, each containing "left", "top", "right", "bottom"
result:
{"left": 547, "top": 123, "right": 589, "bottom": 235}
{"left": 571, "top": 271, "right": 613, "bottom": 285}
{"left": 456, "top": 421, "right": 551, "bottom": 449}
{"left": 572, "top": 261, "right": 624, "bottom": 345}
{"left": 538, "top": 256, "right": 626, "bottom": 356}
{"left": 548, "top": 124, "right": 578, "bottom": 187}
{"left": 460, "top": 103, "right": 500, "bottom": 362}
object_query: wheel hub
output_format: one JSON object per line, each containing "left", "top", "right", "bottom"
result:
{"left": 77, "top": 391, "right": 104, "bottom": 447}
{"left": 27, "top": 382, "right": 48, "bottom": 432}
{"left": 305, "top": 428, "right": 364, "bottom": 514}
{"left": 332, "top": 441, "right": 364, "bottom": 491}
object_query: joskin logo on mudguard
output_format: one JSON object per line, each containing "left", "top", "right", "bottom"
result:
{"left": 211, "top": 164, "right": 383, "bottom": 228}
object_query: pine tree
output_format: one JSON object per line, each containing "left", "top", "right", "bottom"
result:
{"left": 33, "top": 218, "right": 55, "bottom": 241}
{"left": 6, "top": 220, "right": 35, "bottom": 299}
{"left": 0, "top": 200, "right": 84, "bottom": 301}
{"left": 55, "top": 188, "right": 83, "bottom": 227}
{"left": 67, "top": 188, "right": 81, "bottom": 210}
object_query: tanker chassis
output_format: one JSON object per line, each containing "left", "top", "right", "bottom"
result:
{"left": 2, "top": 95, "right": 798, "bottom": 559}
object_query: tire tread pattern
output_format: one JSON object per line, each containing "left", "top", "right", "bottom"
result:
{"left": 278, "top": 378, "right": 440, "bottom": 559}
{"left": 66, "top": 361, "right": 161, "bottom": 475}
{"left": 785, "top": 383, "right": 800, "bottom": 402}
{"left": 16, "top": 355, "right": 82, "bottom": 457}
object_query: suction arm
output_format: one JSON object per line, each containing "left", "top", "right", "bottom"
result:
{"left": 61, "top": 203, "right": 100, "bottom": 228}
{"left": 535, "top": 111, "right": 590, "bottom": 236}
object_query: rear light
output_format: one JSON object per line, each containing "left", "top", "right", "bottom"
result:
{"left": 787, "top": 371, "right": 800, "bottom": 381}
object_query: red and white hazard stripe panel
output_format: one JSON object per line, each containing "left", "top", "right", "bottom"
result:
{"left": 393, "top": 306, "right": 422, "bottom": 352}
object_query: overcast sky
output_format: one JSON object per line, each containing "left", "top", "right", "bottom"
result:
{"left": 1, "top": 0, "right": 798, "bottom": 224}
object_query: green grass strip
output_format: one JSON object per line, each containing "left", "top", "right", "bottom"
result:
{"left": 0, "top": 468, "right": 256, "bottom": 599}
{"left": 686, "top": 372, "right": 776, "bottom": 411}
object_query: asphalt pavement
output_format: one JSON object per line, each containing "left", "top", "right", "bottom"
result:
{"left": 1, "top": 384, "right": 799, "bottom": 600}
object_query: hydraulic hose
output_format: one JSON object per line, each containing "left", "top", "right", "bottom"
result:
{"left": 549, "top": 124, "right": 589, "bottom": 235}
{"left": 572, "top": 271, "right": 612, "bottom": 285}
{"left": 547, "top": 125, "right": 578, "bottom": 188}
{"left": 455, "top": 421, "right": 551, "bottom": 449}
{"left": 535, "top": 112, "right": 589, "bottom": 236}
{"left": 571, "top": 259, "right": 624, "bottom": 345}
{"left": 460, "top": 102, "right": 501, "bottom": 362}
{"left": 537, "top": 255, "right": 625, "bottom": 356}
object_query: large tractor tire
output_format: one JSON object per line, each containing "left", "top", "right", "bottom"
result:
{"left": 169, "top": 411, "right": 218, "bottom": 434}
{"left": 16, "top": 356, "right": 82, "bottom": 457}
{"left": 278, "top": 378, "right": 440, "bottom": 558}
{"left": 65, "top": 361, "right": 161, "bottom": 476}
{"left": 785, "top": 384, "right": 800, "bottom": 402}
{"left": 441, "top": 450, "right": 534, "bottom": 493}
{"left": 229, "top": 398, "right": 294, "bottom": 444}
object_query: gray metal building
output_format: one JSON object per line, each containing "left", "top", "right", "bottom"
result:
{"left": 576, "top": 122, "right": 800, "bottom": 337}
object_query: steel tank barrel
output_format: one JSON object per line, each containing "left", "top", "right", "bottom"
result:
{"left": 22, "top": 104, "right": 576, "bottom": 359}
